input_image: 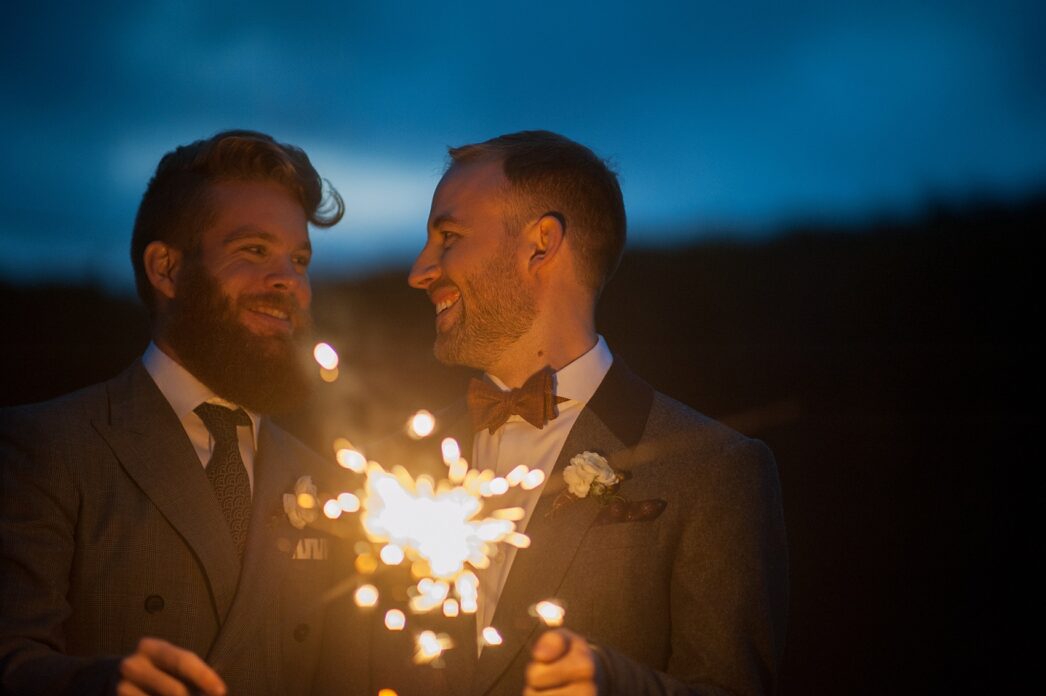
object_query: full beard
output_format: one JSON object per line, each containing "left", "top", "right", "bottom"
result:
{"left": 433, "top": 247, "right": 536, "bottom": 370}
{"left": 163, "top": 260, "right": 313, "bottom": 414}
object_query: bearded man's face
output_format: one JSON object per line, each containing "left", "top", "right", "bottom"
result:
{"left": 161, "top": 181, "right": 315, "bottom": 413}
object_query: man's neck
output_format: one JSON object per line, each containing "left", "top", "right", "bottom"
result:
{"left": 485, "top": 328, "right": 598, "bottom": 388}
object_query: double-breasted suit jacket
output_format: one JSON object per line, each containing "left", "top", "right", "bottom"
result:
{"left": 351, "top": 357, "right": 789, "bottom": 696}
{"left": 0, "top": 362, "right": 352, "bottom": 695}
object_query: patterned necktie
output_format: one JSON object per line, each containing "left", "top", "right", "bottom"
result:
{"left": 466, "top": 367, "right": 568, "bottom": 434}
{"left": 194, "top": 402, "right": 252, "bottom": 558}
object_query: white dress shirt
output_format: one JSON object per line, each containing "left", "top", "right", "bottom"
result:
{"left": 473, "top": 335, "right": 614, "bottom": 650}
{"left": 142, "top": 342, "right": 261, "bottom": 492}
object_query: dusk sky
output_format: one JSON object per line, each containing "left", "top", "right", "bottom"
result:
{"left": 2, "top": 1, "right": 1043, "bottom": 292}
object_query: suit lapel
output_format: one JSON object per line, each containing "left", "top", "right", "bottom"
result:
{"left": 92, "top": 362, "right": 241, "bottom": 623}
{"left": 472, "top": 357, "right": 654, "bottom": 695}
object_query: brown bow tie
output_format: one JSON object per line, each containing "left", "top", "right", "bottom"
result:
{"left": 467, "top": 367, "right": 568, "bottom": 434}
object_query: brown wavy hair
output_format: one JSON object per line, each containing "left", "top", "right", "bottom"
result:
{"left": 131, "top": 129, "right": 344, "bottom": 310}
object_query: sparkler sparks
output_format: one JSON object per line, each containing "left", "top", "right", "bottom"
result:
{"left": 533, "top": 599, "right": 566, "bottom": 627}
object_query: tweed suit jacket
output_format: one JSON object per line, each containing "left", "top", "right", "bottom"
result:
{"left": 0, "top": 361, "right": 353, "bottom": 696}
{"left": 353, "top": 357, "right": 788, "bottom": 696}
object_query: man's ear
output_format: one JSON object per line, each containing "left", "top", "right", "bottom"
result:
{"left": 142, "top": 241, "right": 182, "bottom": 301}
{"left": 527, "top": 213, "right": 566, "bottom": 273}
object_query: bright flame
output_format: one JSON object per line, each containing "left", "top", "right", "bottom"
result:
{"left": 441, "top": 438, "right": 461, "bottom": 465}
{"left": 407, "top": 410, "right": 436, "bottom": 439}
{"left": 378, "top": 690, "right": 398, "bottom": 696}
{"left": 385, "top": 609, "right": 406, "bottom": 631}
{"left": 296, "top": 493, "right": 316, "bottom": 509}
{"left": 354, "top": 584, "right": 379, "bottom": 607}
{"left": 534, "top": 599, "right": 565, "bottom": 627}
{"left": 313, "top": 342, "right": 339, "bottom": 370}
{"left": 481, "top": 626, "right": 503, "bottom": 646}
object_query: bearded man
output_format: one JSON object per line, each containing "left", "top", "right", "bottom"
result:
{"left": 358, "top": 131, "right": 788, "bottom": 696}
{"left": 0, "top": 131, "right": 352, "bottom": 696}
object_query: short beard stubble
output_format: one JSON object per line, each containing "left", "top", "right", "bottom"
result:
{"left": 433, "top": 240, "right": 536, "bottom": 370}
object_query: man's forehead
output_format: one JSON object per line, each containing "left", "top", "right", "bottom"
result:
{"left": 430, "top": 160, "right": 509, "bottom": 219}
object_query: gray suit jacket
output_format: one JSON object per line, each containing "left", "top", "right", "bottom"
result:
{"left": 354, "top": 358, "right": 788, "bottom": 696}
{"left": 0, "top": 362, "right": 353, "bottom": 696}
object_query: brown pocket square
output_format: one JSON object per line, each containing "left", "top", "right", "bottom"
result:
{"left": 594, "top": 498, "right": 667, "bottom": 525}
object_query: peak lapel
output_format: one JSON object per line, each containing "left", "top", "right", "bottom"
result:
{"left": 92, "top": 362, "right": 241, "bottom": 622}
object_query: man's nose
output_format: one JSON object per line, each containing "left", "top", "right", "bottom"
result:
{"left": 408, "top": 246, "right": 440, "bottom": 290}
{"left": 266, "top": 258, "right": 311, "bottom": 304}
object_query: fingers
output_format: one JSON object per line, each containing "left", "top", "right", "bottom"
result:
{"left": 119, "top": 637, "right": 227, "bottom": 696}
{"left": 531, "top": 629, "right": 572, "bottom": 663}
{"left": 525, "top": 629, "right": 597, "bottom": 694}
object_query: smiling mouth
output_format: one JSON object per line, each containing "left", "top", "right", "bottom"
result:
{"left": 435, "top": 296, "right": 459, "bottom": 315}
{"left": 252, "top": 305, "right": 290, "bottom": 321}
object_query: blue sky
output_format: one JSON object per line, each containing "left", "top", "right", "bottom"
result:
{"left": 2, "top": 1, "right": 1043, "bottom": 291}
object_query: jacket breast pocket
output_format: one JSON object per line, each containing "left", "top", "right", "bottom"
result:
{"left": 579, "top": 518, "right": 662, "bottom": 551}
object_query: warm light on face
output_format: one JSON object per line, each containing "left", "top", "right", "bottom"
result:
{"left": 534, "top": 599, "right": 566, "bottom": 627}
{"left": 407, "top": 410, "right": 436, "bottom": 439}
{"left": 313, "top": 342, "right": 339, "bottom": 370}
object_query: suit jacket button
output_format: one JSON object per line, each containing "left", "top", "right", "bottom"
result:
{"left": 144, "top": 595, "right": 165, "bottom": 613}
{"left": 293, "top": 623, "right": 310, "bottom": 642}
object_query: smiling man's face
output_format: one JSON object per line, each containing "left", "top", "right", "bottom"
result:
{"left": 163, "top": 179, "right": 315, "bottom": 412}
{"left": 408, "top": 159, "right": 536, "bottom": 371}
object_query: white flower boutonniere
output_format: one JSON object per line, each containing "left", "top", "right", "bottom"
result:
{"left": 563, "top": 451, "right": 622, "bottom": 499}
{"left": 551, "top": 452, "right": 626, "bottom": 518}
{"left": 283, "top": 475, "right": 319, "bottom": 529}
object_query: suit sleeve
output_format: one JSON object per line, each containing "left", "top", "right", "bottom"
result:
{"left": 597, "top": 437, "right": 789, "bottom": 696}
{"left": 0, "top": 409, "right": 120, "bottom": 695}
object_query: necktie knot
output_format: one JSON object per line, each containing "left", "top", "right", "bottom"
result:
{"left": 194, "top": 402, "right": 250, "bottom": 443}
{"left": 467, "top": 367, "right": 568, "bottom": 434}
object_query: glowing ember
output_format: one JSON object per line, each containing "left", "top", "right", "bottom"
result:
{"left": 320, "top": 367, "right": 339, "bottom": 383}
{"left": 414, "top": 631, "right": 451, "bottom": 664}
{"left": 322, "top": 499, "right": 342, "bottom": 519}
{"left": 481, "top": 626, "right": 503, "bottom": 646}
{"left": 354, "top": 584, "right": 379, "bottom": 607}
{"left": 385, "top": 609, "right": 406, "bottom": 631}
{"left": 380, "top": 543, "right": 405, "bottom": 565}
{"left": 296, "top": 493, "right": 316, "bottom": 509}
{"left": 338, "top": 492, "right": 361, "bottom": 513}
{"left": 407, "top": 410, "right": 436, "bottom": 439}
{"left": 378, "top": 690, "right": 398, "bottom": 696}
{"left": 336, "top": 448, "right": 367, "bottom": 473}
{"left": 313, "top": 342, "right": 339, "bottom": 370}
{"left": 441, "top": 437, "right": 461, "bottom": 464}
{"left": 534, "top": 599, "right": 566, "bottom": 627}
{"left": 521, "top": 469, "right": 546, "bottom": 490}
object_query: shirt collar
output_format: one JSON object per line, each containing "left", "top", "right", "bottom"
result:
{"left": 485, "top": 334, "right": 614, "bottom": 406}
{"left": 142, "top": 342, "right": 261, "bottom": 443}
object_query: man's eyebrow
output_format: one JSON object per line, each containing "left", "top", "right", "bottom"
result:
{"left": 222, "top": 227, "right": 311, "bottom": 252}
{"left": 429, "top": 214, "right": 464, "bottom": 230}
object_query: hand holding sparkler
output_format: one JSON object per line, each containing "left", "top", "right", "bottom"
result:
{"left": 525, "top": 628, "right": 600, "bottom": 696}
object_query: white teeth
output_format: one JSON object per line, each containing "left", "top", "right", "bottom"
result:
{"left": 255, "top": 306, "right": 289, "bottom": 320}
{"left": 435, "top": 297, "right": 458, "bottom": 315}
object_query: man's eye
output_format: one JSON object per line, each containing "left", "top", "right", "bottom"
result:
{"left": 293, "top": 255, "right": 311, "bottom": 267}
{"left": 441, "top": 231, "right": 460, "bottom": 245}
{"left": 243, "top": 245, "right": 266, "bottom": 256}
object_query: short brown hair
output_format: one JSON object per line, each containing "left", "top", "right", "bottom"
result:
{"left": 448, "top": 130, "right": 626, "bottom": 293}
{"left": 130, "top": 129, "right": 344, "bottom": 310}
